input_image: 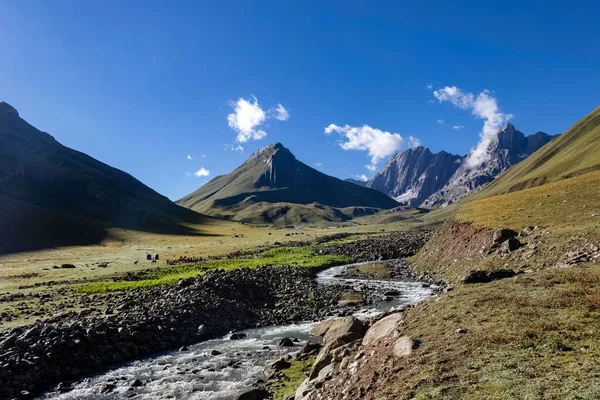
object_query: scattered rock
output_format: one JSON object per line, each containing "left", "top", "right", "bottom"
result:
{"left": 393, "top": 336, "right": 420, "bottom": 358}
{"left": 310, "top": 316, "right": 367, "bottom": 345}
{"left": 230, "top": 333, "right": 248, "bottom": 340}
{"left": 235, "top": 388, "right": 271, "bottom": 400}
{"left": 60, "top": 264, "right": 76, "bottom": 269}
{"left": 462, "top": 269, "right": 518, "bottom": 284}
{"left": 492, "top": 228, "right": 518, "bottom": 244}
{"left": 278, "top": 337, "right": 295, "bottom": 347}
{"left": 500, "top": 237, "right": 522, "bottom": 253}
{"left": 362, "top": 312, "right": 403, "bottom": 347}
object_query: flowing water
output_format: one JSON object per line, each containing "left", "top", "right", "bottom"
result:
{"left": 43, "top": 262, "right": 436, "bottom": 400}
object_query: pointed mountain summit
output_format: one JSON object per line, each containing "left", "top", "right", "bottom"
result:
{"left": 366, "top": 125, "right": 557, "bottom": 208}
{"left": 366, "top": 146, "right": 462, "bottom": 206}
{"left": 423, "top": 125, "right": 557, "bottom": 207}
{"left": 177, "top": 143, "right": 399, "bottom": 224}
{"left": 0, "top": 102, "right": 205, "bottom": 254}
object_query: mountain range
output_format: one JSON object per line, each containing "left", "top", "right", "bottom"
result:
{"left": 0, "top": 102, "right": 206, "bottom": 254}
{"left": 177, "top": 143, "right": 399, "bottom": 225}
{"left": 365, "top": 124, "right": 557, "bottom": 207}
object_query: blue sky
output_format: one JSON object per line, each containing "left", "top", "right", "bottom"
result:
{"left": 1, "top": 1, "right": 598, "bottom": 200}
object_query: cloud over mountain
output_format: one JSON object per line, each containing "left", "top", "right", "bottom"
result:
{"left": 324, "top": 123, "right": 420, "bottom": 171}
{"left": 227, "top": 96, "right": 289, "bottom": 143}
{"left": 433, "top": 86, "right": 513, "bottom": 167}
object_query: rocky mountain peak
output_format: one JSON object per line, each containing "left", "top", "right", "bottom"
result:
{"left": 0, "top": 102, "right": 19, "bottom": 117}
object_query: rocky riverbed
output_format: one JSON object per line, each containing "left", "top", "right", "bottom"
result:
{"left": 317, "top": 229, "right": 432, "bottom": 262}
{"left": 0, "top": 266, "right": 343, "bottom": 399}
{"left": 0, "top": 228, "right": 435, "bottom": 399}
{"left": 37, "top": 261, "right": 437, "bottom": 400}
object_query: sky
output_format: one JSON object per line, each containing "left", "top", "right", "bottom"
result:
{"left": 1, "top": 1, "right": 598, "bottom": 200}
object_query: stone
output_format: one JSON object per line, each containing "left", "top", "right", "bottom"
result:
{"left": 230, "top": 333, "right": 247, "bottom": 340}
{"left": 462, "top": 269, "right": 518, "bottom": 284}
{"left": 362, "top": 312, "right": 403, "bottom": 347}
{"left": 299, "top": 342, "right": 322, "bottom": 357}
{"left": 492, "top": 228, "right": 518, "bottom": 244}
{"left": 265, "top": 358, "right": 291, "bottom": 379}
{"left": 210, "top": 350, "right": 222, "bottom": 356}
{"left": 501, "top": 237, "right": 522, "bottom": 252}
{"left": 235, "top": 388, "right": 271, "bottom": 400}
{"left": 310, "top": 316, "right": 366, "bottom": 345}
{"left": 278, "top": 337, "right": 294, "bottom": 347}
{"left": 295, "top": 378, "right": 311, "bottom": 400}
{"left": 131, "top": 379, "right": 143, "bottom": 387}
{"left": 393, "top": 336, "right": 420, "bottom": 358}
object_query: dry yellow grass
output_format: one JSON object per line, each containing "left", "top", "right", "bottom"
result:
{"left": 456, "top": 171, "right": 600, "bottom": 232}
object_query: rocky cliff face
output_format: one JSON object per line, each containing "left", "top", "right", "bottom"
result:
{"left": 367, "top": 125, "right": 556, "bottom": 207}
{"left": 366, "top": 147, "right": 462, "bottom": 206}
{"left": 422, "top": 124, "right": 556, "bottom": 207}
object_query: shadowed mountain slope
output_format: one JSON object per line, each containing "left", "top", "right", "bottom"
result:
{"left": 0, "top": 102, "right": 209, "bottom": 254}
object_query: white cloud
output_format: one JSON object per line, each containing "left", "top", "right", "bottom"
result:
{"left": 426, "top": 83, "right": 433, "bottom": 89}
{"left": 227, "top": 96, "right": 267, "bottom": 143}
{"left": 227, "top": 96, "right": 289, "bottom": 143}
{"left": 453, "top": 125, "right": 464, "bottom": 130}
{"left": 224, "top": 144, "right": 244, "bottom": 152}
{"left": 201, "top": 154, "right": 207, "bottom": 158}
{"left": 356, "top": 174, "right": 368, "bottom": 182}
{"left": 185, "top": 172, "right": 192, "bottom": 176}
{"left": 365, "top": 164, "right": 377, "bottom": 172}
{"left": 271, "top": 103, "right": 289, "bottom": 121}
{"left": 314, "top": 162, "right": 323, "bottom": 167}
{"left": 437, "top": 119, "right": 445, "bottom": 125}
{"left": 433, "top": 86, "right": 513, "bottom": 167}
{"left": 187, "top": 155, "right": 193, "bottom": 160}
{"left": 325, "top": 123, "right": 419, "bottom": 171}
{"left": 193, "top": 167, "right": 210, "bottom": 177}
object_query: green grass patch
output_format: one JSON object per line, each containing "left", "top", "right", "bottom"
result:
{"left": 270, "top": 357, "right": 314, "bottom": 400}
{"left": 79, "top": 246, "right": 351, "bottom": 293}
{"left": 345, "top": 262, "right": 392, "bottom": 279}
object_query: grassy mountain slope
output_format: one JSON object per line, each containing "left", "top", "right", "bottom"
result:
{"left": 0, "top": 102, "right": 209, "bottom": 254}
{"left": 345, "top": 106, "right": 600, "bottom": 399}
{"left": 473, "top": 105, "right": 600, "bottom": 197}
{"left": 177, "top": 143, "right": 399, "bottom": 224}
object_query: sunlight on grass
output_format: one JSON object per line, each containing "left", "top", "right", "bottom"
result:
{"left": 270, "top": 357, "right": 315, "bottom": 400}
{"left": 457, "top": 171, "right": 600, "bottom": 231}
{"left": 79, "top": 246, "right": 351, "bottom": 293}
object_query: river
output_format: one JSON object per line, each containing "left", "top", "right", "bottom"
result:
{"left": 43, "top": 261, "right": 436, "bottom": 400}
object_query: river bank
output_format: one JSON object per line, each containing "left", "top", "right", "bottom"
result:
{"left": 0, "top": 229, "right": 434, "bottom": 399}
{"left": 40, "top": 261, "right": 437, "bottom": 399}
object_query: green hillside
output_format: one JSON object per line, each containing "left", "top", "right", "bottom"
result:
{"left": 177, "top": 143, "right": 399, "bottom": 224}
{"left": 474, "top": 106, "right": 600, "bottom": 198}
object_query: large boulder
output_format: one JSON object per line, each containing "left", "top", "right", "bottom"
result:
{"left": 500, "top": 237, "right": 522, "bottom": 252}
{"left": 492, "top": 228, "right": 518, "bottom": 244}
{"left": 462, "top": 269, "right": 518, "bottom": 284}
{"left": 362, "top": 313, "right": 403, "bottom": 347}
{"left": 265, "top": 357, "right": 291, "bottom": 379}
{"left": 236, "top": 388, "right": 271, "bottom": 400}
{"left": 393, "top": 336, "right": 420, "bottom": 358}
{"left": 295, "top": 378, "right": 311, "bottom": 400}
{"left": 310, "top": 316, "right": 367, "bottom": 345}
